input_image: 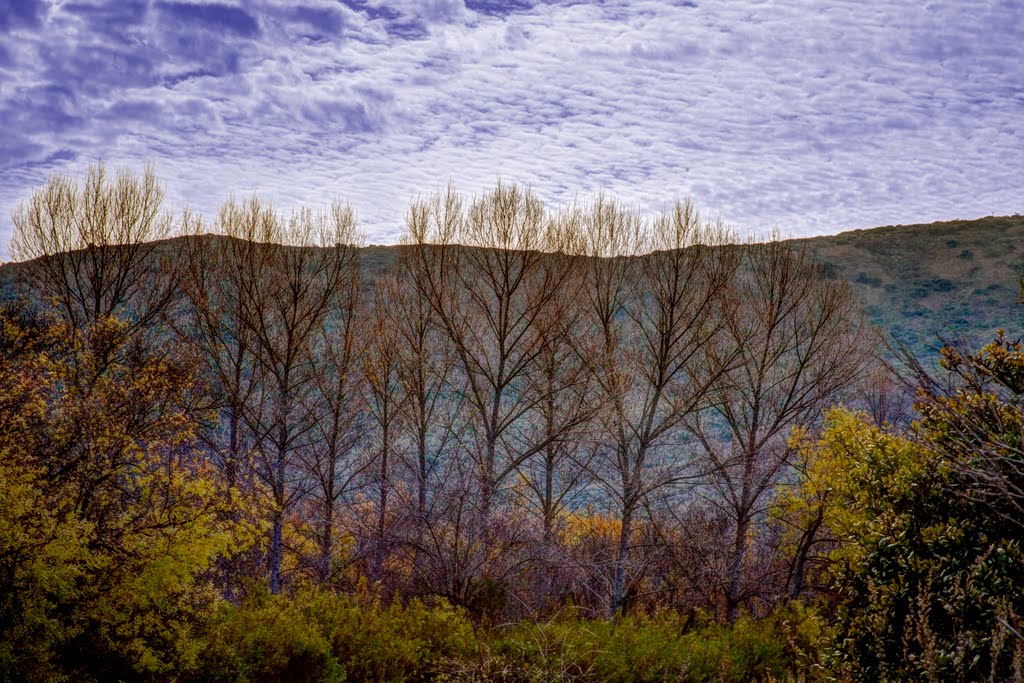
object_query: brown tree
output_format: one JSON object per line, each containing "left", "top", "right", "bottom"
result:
{"left": 404, "top": 183, "right": 583, "bottom": 537}
{"left": 689, "top": 237, "right": 869, "bottom": 620}
{"left": 10, "top": 163, "right": 180, "bottom": 340}
{"left": 178, "top": 202, "right": 271, "bottom": 490}
{"left": 388, "top": 236, "right": 463, "bottom": 593}
{"left": 182, "top": 196, "right": 362, "bottom": 593}
{"left": 361, "top": 274, "right": 405, "bottom": 582}
{"left": 300, "top": 233, "right": 365, "bottom": 587}
{"left": 518, "top": 280, "right": 599, "bottom": 547}
{"left": 582, "top": 197, "right": 739, "bottom": 617}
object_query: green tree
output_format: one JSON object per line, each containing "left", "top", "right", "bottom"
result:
{"left": 0, "top": 305, "right": 261, "bottom": 680}
{"left": 788, "top": 335, "right": 1024, "bottom": 681}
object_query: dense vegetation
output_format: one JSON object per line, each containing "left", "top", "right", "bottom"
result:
{"left": 1, "top": 165, "right": 1023, "bottom": 681}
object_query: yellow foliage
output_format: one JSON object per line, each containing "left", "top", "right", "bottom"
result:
{"left": 562, "top": 508, "right": 623, "bottom": 547}
{"left": 0, "top": 310, "right": 264, "bottom": 678}
{"left": 776, "top": 408, "right": 927, "bottom": 571}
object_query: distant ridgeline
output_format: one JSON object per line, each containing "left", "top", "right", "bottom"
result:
{"left": 3, "top": 215, "right": 1022, "bottom": 358}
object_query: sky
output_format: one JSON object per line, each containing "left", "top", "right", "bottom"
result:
{"left": 0, "top": 0, "right": 1022, "bottom": 258}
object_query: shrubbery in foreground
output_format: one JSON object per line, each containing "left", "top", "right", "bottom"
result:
{"left": 189, "top": 591, "right": 823, "bottom": 683}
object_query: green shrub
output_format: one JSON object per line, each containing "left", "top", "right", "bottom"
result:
{"left": 192, "top": 588, "right": 479, "bottom": 683}
{"left": 308, "top": 590, "right": 479, "bottom": 682}
{"left": 467, "top": 603, "right": 826, "bottom": 682}
{"left": 853, "top": 272, "right": 882, "bottom": 287}
{"left": 169, "top": 583, "right": 828, "bottom": 682}
{"left": 191, "top": 591, "right": 342, "bottom": 683}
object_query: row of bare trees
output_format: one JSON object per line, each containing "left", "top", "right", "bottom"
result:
{"left": 9, "top": 164, "right": 874, "bottom": 620}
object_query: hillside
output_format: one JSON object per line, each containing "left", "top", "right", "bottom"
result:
{"left": 802, "top": 215, "right": 1024, "bottom": 354}
{"left": 322, "top": 215, "right": 1024, "bottom": 357}
{"left": 3, "top": 215, "right": 1022, "bottom": 356}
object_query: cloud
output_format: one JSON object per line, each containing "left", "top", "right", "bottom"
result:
{"left": 465, "top": 0, "right": 538, "bottom": 17}
{"left": 1, "top": 0, "right": 1023, "bottom": 259}
{"left": 275, "top": 5, "right": 347, "bottom": 40}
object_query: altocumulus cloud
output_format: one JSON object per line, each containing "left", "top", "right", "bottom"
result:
{"left": 0, "top": 0, "right": 1022, "bottom": 257}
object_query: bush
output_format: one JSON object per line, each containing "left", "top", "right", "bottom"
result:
{"left": 455, "top": 603, "right": 825, "bottom": 682}
{"left": 310, "top": 590, "right": 479, "bottom": 682}
{"left": 189, "top": 593, "right": 824, "bottom": 683}
{"left": 192, "top": 588, "right": 479, "bottom": 683}
{"left": 853, "top": 272, "right": 882, "bottom": 287}
{"left": 190, "top": 591, "right": 342, "bottom": 683}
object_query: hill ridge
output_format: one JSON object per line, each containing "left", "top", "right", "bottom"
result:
{"left": 4, "top": 214, "right": 1023, "bottom": 356}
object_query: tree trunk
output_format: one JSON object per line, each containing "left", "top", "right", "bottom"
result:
{"left": 611, "top": 501, "right": 633, "bottom": 617}
{"left": 479, "top": 434, "right": 497, "bottom": 537}
{"left": 319, "top": 453, "right": 336, "bottom": 585}
{"left": 412, "top": 425, "right": 428, "bottom": 588}
{"left": 726, "top": 511, "right": 750, "bottom": 622}
{"left": 543, "top": 448, "right": 555, "bottom": 546}
{"left": 227, "top": 408, "right": 240, "bottom": 488}
{"left": 376, "top": 421, "right": 390, "bottom": 579}
{"left": 270, "top": 492, "right": 284, "bottom": 593}
{"left": 789, "top": 506, "right": 824, "bottom": 600}
{"left": 270, "top": 414, "right": 289, "bottom": 594}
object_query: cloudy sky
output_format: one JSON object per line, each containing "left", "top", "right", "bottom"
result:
{"left": 0, "top": 0, "right": 1022, "bottom": 257}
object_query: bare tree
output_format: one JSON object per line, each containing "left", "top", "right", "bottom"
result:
{"left": 300, "top": 232, "right": 364, "bottom": 587}
{"left": 10, "top": 163, "right": 180, "bottom": 340}
{"left": 187, "top": 196, "right": 362, "bottom": 593}
{"left": 179, "top": 201, "right": 273, "bottom": 489}
{"left": 518, "top": 283, "right": 599, "bottom": 547}
{"left": 361, "top": 274, "right": 405, "bottom": 582}
{"left": 176, "top": 203, "right": 278, "bottom": 596}
{"left": 855, "top": 362, "right": 915, "bottom": 428}
{"left": 389, "top": 235, "right": 463, "bottom": 592}
{"left": 581, "top": 197, "right": 739, "bottom": 617}
{"left": 404, "top": 183, "right": 582, "bottom": 538}
{"left": 690, "top": 237, "right": 869, "bottom": 620}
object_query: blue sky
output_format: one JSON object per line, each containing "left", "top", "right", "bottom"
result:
{"left": 1, "top": 0, "right": 1022, "bottom": 257}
